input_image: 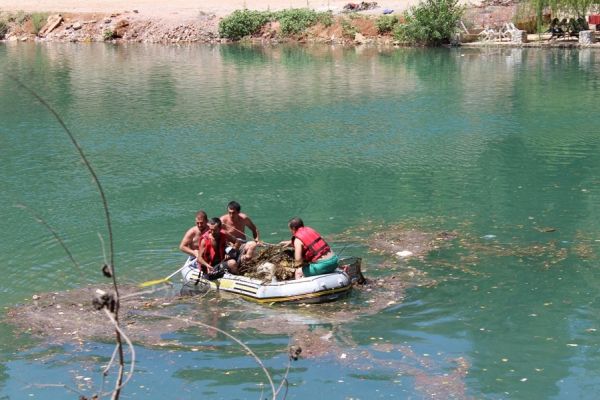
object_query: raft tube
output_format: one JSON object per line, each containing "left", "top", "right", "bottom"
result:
{"left": 181, "top": 257, "right": 363, "bottom": 304}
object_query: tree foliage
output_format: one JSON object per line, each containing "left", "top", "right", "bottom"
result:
{"left": 393, "top": 0, "right": 464, "bottom": 46}
{"left": 218, "top": 9, "right": 271, "bottom": 40}
{"left": 528, "top": 0, "right": 595, "bottom": 32}
{"left": 273, "top": 8, "right": 318, "bottom": 35}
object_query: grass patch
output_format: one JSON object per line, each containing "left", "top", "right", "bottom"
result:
{"left": 375, "top": 15, "right": 399, "bottom": 34}
{"left": 30, "top": 12, "right": 49, "bottom": 34}
{"left": 0, "top": 19, "right": 8, "bottom": 39}
{"left": 341, "top": 18, "right": 358, "bottom": 38}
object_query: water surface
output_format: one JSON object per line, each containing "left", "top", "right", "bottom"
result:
{"left": 1, "top": 43, "right": 600, "bottom": 399}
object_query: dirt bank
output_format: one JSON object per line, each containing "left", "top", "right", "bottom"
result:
{"left": 0, "top": 0, "right": 511, "bottom": 45}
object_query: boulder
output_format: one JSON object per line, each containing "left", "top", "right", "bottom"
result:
{"left": 38, "top": 14, "right": 63, "bottom": 37}
{"left": 579, "top": 30, "right": 595, "bottom": 45}
{"left": 114, "top": 20, "right": 129, "bottom": 38}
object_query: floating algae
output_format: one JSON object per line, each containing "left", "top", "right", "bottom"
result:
{"left": 3, "top": 221, "right": 473, "bottom": 399}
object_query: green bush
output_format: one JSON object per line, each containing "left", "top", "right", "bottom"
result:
{"left": 317, "top": 11, "right": 334, "bottom": 27}
{"left": 103, "top": 29, "right": 116, "bottom": 41}
{"left": 218, "top": 9, "right": 271, "bottom": 40}
{"left": 340, "top": 18, "right": 358, "bottom": 38}
{"left": 30, "top": 12, "right": 49, "bottom": 34}
{"left": 273, "top": 9, "right": 319, "bottom": 35}
{"left": 375, "top": 15, "right": 399, "bottom": 34}
{"left": 393, "top": 0, "right": 464, "bottom": 46}
{"left": 0, "top": 19, "right": 8, "bottom": 39}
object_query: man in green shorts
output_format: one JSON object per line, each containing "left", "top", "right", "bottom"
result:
{"left": 283, "top": 217, "right": 339, "bottom": 280}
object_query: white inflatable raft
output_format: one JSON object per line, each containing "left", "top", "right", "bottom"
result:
{"left": 181, "top": 257, "right": 363, "bottom": 304}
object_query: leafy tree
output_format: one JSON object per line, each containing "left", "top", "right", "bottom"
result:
{"left": 529, "top": 0, "right": 594, "bottom": 32}
{"left": 393, "top": 0, "right": 464, "bottom": 46}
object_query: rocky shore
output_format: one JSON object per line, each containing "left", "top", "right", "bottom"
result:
{"left": 2, "top": 10, "right": 222, "bottom": 44}
{"left": 0, "top": 4, "right": 598, "bottom": 47}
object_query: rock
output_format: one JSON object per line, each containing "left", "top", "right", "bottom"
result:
{"left": 72, "top": 22, "right": 82, "bottom": 30}
{"left": 354, "top": 32, "right": 366, "bottom": 44}
{"left": 38, "top": 14, "right": 63, "bottom": 37}
{"left": 104, "top": 18, "right": 112, "bottom": 24}
{"left": 114, "top": 20, "right": 129, "bottom": 38}
{"left": 579, "top": 30, "right": 595, "bottom": 45}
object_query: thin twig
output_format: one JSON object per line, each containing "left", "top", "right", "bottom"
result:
{"left": 15, "top": 204, "right": 83, "bottom": 274}
{"left": 99, "top": 308, "right": 136, "bottom": 397}
{"left": 151, "top": 314, "right": 277, "bottom": 399}
{"left": 29, "top": 383, "right": 88, "bottom": 397}
{"left": 274, "top": 339, "right": 293, "bottom": 398}
{"left": 103, "top": 345, "right": 120, "bottom": 376}
{"left": 11, "top": 75, "right": 126, "bottom": 399}
{"left": 98, "top": 232, "right": 108, "bottom": 268}
{"left": 10, "top": 76, "right": 116, "bottom": 282}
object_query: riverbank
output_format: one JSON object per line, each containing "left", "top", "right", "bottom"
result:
{"left": 0, "top": 1, "right": 598, "bottom": 47}
{"left": 0, "top": 0, "right": 502, "bottom": 45}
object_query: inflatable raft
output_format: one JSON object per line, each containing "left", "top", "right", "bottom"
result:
{"left": 181, "top": 257, "right": 364, "bottom": 304}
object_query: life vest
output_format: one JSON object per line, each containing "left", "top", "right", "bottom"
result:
{"left": 292, "top": 226, "right": 330, "bottom": 262}
{"left": 199, "top": 230, "right": 227, "bottom": 266}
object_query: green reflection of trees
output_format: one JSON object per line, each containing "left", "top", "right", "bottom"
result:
{"left": 219, "top": 44, "right": 270, "bottom": 67}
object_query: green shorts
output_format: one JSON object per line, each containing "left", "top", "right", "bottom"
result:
{"left": 302, "top": 255, "right": 340, "bottom": 277}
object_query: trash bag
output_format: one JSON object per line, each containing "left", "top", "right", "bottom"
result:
{"left": 206, "top": 262, "right": 227, "bottom": 281}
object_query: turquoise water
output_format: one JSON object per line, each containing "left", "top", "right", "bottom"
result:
{"left": 2, "top": 42, "right": 600, "bottom": 399}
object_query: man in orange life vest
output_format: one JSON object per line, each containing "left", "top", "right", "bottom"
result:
{"left": 281, "top": 217, "right": 339, "bottom": 280}
{"left": 197, "top": 217, "right": 241, "bottom": 278}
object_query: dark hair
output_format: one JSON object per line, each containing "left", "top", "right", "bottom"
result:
{"left": 288, "top": 217, "right": 304, "bottom": 230}
{"left": 208, "top": 217, "right": 222, "bottom": 227}
{"left": 196, "top": 210, "right": 207, "bottom": 219}
{"left": 227, "top": 201, "right": 241, "bottom": 212}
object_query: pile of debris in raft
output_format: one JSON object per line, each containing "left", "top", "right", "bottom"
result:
{"left": 238, "top": 244, "right": 296, "bottom": 281}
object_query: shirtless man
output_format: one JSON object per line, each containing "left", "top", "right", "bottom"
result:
{"left": 197, "top": 217, "right": 240, "bottom": 277}
{"left": 220, "top": 201, "right": 259, "bottom": 262}
{"left": 179, "top": 210, "right": 208, "bottom": 259}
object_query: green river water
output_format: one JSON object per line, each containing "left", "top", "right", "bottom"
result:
{"left": 1, "top": 43, "right": 600, "bottom": 399}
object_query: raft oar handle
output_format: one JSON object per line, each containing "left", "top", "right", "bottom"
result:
{"left": 139, "top": 263, "right": 188, "bottom": 287}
